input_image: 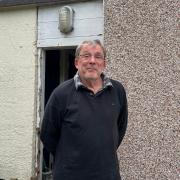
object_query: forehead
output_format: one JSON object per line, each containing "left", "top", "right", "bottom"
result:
{"left": 80, "top": 43, "right": 103, "bottom": 53}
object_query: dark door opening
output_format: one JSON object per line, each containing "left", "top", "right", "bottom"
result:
{"left": 45, "top": 48, "right": 77, "bottom": 106}
{"left": 42, "top": 48, "right": 77, "bottom": 179}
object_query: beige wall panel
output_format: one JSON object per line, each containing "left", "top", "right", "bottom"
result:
{"left": 0, "top": 7, "right": 37, "bottom": 180}
{"left": 104, "top": 0, "right": 179, "bottom": 179}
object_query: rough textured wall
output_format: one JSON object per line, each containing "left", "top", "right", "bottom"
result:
{"left": 0, "top": 7, "right": 37, "bottom": 179}
{"left": 104, "top": 0, "right": 179, "bottom": 179}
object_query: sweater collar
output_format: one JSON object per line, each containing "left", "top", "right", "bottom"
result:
{"left": 74, "top": 72, "right": 113, "bottom": 90}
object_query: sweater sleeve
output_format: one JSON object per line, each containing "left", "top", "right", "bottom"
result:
{"left": 117, "top": 83, "right": 128, "bottom": 147}
{"left": 40, "top": 92, "right": 62, "bottom": 156}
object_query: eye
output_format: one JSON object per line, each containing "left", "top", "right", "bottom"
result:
{"left": 94, "top": 54, "right": 104, "bottom": 60}
{"left": 83, "top": 54, "right": 91, "bottom": 58}
{"left": 79, "top": 53, "right": 91, "bottom": 59}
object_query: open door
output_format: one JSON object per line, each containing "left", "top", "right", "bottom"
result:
{"left": 42, "top": 48, "right": 77, "bottom": 179}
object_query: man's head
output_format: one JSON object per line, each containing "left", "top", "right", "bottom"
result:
{"left": 75, "top": 40, "right": 106, "bottom": 82}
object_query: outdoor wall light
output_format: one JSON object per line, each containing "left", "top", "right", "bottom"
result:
{"left": 58, "top": 6, "right": 74, "bottom": 34}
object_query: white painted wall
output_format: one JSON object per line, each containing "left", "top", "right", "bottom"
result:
{"left": 38, "top": 0, "right": 103, "bottom": 47}
{"left": 0, "top": 7, "right": 37, "bottom": 180}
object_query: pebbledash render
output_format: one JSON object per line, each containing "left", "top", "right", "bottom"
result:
{"left": 104, "top": 0, "right": 179, "bottom": 179}
{"left": 0, "top": 0, "right": 179, "bottom": 179}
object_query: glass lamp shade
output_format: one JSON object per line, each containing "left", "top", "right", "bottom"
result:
{"left": 59, "top": 6, "right": 74, "bottom": 33}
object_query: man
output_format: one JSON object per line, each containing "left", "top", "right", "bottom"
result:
{"left": 40, "top": 40, "right": 128, "bottom": 180}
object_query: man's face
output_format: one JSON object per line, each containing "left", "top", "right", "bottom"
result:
{"left": 75, "top": 43, "right": 106, "bottom": 81}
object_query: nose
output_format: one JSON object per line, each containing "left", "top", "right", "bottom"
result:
{"left": 89, "top": 55, "right": 96, "bottom": 63}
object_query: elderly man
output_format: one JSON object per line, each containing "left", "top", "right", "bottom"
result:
{"left": 40, "top": 40, "right": 128, "bottom": 180}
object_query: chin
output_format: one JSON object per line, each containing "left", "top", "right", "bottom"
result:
{"left": 83, "top": 71, "right": 101, "bottom": 81}
{"left": 85, "top": 74, "right": 99, "bottom": 81}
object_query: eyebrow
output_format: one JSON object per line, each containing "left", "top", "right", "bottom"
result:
{"left": 80, "top": 51, "right": 90, "bottom": 54}
{"left": 80, "top": 51, "right": 103, "bottom": 55}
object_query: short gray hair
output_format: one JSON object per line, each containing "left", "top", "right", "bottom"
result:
{"left": 75, "top": 39, "right": 106, "bottom": 59}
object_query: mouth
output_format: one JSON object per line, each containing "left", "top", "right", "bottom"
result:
{"left": 86, "top": 67, "right": 97, "bottom": 71}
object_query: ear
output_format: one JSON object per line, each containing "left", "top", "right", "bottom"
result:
{"left": 74, "top": 58, "right": 79, "bottom": 69}
{"left": 103, "top": 59, "right": 106, "bottom": 69}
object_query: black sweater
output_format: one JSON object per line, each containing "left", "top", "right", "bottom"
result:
{"left": 40, "top": 78, "right": 128, "bottom": 180}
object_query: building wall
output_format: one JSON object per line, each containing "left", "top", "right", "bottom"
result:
{"left": 0, "top": 7, "right": 37, "bottom": 179}
{"left": 104, "top": 0, "right": 179, "bottom": 179}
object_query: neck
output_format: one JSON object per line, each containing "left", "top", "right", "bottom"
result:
{"left": 81, "top": 77, "right": 103, "bottom": 93}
